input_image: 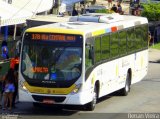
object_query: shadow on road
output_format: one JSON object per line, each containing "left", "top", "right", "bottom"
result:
{"left": 149, "top": 60, "right": 160, "bottom": 63}
{"left": 97, "top": 90, "right": 125, "bottom": 104}
{"left": 0, "top": 103, "right": 81, "bottom": 116}
{"left": 22, "top": 106, "right": 78, "bottom": 116}
{"left": 142, "top": 79, "right": 160, "bottom": 82}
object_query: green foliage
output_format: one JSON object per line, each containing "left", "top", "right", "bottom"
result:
{"left": 151, "top": 43, "right": 160, "bottom": 50}
{"left": 141, "top": 3, "right": 160, "bottom": 21}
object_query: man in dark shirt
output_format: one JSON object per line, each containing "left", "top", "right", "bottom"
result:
{"left": 111, "top": 4, "right": 117, "bottom": 13}
{"left": 72, "top": 8, "right": 78, "bottom": 16}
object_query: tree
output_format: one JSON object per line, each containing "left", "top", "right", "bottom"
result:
{"left": 141, "top": 3, "right": 160, "bottom": 21}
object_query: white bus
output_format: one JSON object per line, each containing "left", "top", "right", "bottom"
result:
{"left": 19, "top": 13, "right": 148, "bottom": 111}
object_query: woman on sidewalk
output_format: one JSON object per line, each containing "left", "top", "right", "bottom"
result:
{"left": 3, "top": 68, "right": 15, "bottom": 111}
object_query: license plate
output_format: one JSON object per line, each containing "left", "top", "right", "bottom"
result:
{"left": 43, "top": 99, "right": 55, "bottom": 104}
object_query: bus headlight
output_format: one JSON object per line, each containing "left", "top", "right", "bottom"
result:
{"left": 22, "top": 85, "right": 27, "bottom": 91}
{"left": 70, "top": 84, "right": 82, "bottom": 95}
{"left": 19, "top": 81, "right": 28, "bottom": 92}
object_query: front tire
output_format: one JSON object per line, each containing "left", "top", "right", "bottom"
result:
{"left": 86, "top": 86, "right": 97, "bottom": 111}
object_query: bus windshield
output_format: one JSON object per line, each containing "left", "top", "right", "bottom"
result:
{"left": 21, "top": 33, "right": 83, "bottom": 88}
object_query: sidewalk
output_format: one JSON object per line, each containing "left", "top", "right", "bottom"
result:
{"left": 145, "top": 48, "right": 160, "bottom": 81}
{"left": 149, "top": 48, "right": 160, "bottom": 62}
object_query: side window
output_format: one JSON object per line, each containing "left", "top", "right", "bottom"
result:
{"left": 141, "top": 24, "right": 148, "bottom": 48}
{"left": 95, "top": 37, "right": 101, "bottom": 63}
{"left": 110, "top": 32, "right": 119, "bottom": 58}
{"left": 85, "top": 43, "right": 93, "bottom": 71}
{"left": 135, "top": 26, "right": 143, "bottom": 50}
{"left": 101, "top": 35, "right": 110, "bottom": 60}
{"left": 119, "top": 30, "right": 127, "bottom": 56}
{"left": 127, "top": 28, "right": 135, "bottom": 53}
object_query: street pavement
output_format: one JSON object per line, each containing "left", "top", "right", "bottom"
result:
{"left": 149, "top": 48, "right": 160, "bottom": 62}
{"left": 146, "top": 48, "right": 160, "bottom": 81}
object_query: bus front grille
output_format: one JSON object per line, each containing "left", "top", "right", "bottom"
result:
{"left": 32, "top": 95, "right": 66, "bottom": 103}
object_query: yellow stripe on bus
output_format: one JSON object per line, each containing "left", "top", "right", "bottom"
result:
{"left": 92, "top": 29, "right": 105, "bottom": 36}
{"left": 24, "top": 82, "right": 76, "bottom": 95}
{"left": 26, "top": 28, "right": 84, "bottom": 35}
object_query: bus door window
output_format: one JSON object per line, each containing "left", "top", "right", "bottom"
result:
{"left": 22, "top": 45, "right": 34, "bottom": 78}
{"left": 85, "top": 40, "right": 94, "bottom": 73}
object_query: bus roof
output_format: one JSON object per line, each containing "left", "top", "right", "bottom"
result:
{"left": 26, "top": 15, "right": 70, "bottom": 28}
{"left": 28, "top": 15, "right": 70, "bottom": 22}
{"left": 26, "top": 13, "right": 148, "bottom": 37}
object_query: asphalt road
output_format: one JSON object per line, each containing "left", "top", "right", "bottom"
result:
{"left": 1, "top": 49, "right": 160, "bottom": 119}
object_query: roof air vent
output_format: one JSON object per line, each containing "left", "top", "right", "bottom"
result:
{"left": 69, "top": 13, "right": 124, "bottom": 23}
{"left": 59, "top": 23, "right": 76, "bottom": 29}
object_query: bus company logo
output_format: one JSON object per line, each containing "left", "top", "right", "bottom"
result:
{"left": 52, "top": 90, "right": 56, "bottom": 93}
{"left": 47, "top": 89, "right": 51, "bottom": 94}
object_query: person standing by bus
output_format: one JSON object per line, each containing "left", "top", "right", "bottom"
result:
{"left": 10, "top": 55, "right": 19, "bottom": 70}
{"left": 12, "top": 71, "right": 18, "bottom": 108}
{"left": 3, "top": 68, "right": 15, "bottom": 111}
{"left": 9, "top": 56, "right": 19, "bottom": 108}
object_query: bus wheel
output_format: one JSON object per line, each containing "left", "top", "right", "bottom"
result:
{"left": 121, "top": 73, "right": 131, "bottom": 96}
{"left": 86, "top": 86, "right": 97, "bottom": 111}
